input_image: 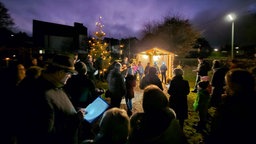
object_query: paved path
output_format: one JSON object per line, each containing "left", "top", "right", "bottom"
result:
{"left": 121, "top": 83, "right": 170, "bottom": 114}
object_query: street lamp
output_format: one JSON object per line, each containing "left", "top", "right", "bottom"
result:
{"left": 226, "top": 13, "right": 236, "bottom": 59}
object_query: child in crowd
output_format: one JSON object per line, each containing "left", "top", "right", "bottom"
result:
{"left": 193, "top": 80, "right": 211, "bottom": 132}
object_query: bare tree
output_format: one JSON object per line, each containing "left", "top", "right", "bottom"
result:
{"left": 0, "top": 2, "right": 14, "bottom": 29}
{"left": 138, "top": 15, "right": 200, "bottom": 57}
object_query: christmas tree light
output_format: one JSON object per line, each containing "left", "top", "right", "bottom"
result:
{"left": 89, "top": 16, "right": 111, "bottom": 78}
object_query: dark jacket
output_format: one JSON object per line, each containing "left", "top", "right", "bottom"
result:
{"left": 140, "top": 74, "right": 163, "bottom": 90}
{"left": 64, "top": 74, "right": 100, "bottom": 109}
{"left": 206, "top": 93, "right": 256, "bottom": 144}
{"left": 210, "top": 66, "right": 229, "bottom": 107}
{"left": 168, "top": 76, "right": 190, "bottom": 120}
{"left": 140, "top": 67, "right": 163, "bottom": 90}
{"left": 129, "top": 108, "right": 183, "bottom": 144}
{"left": 198, "top": 60, "right": 210, "bottom": 76}
{"left": 16, "top": 75, "right": 80, "bottom": 144}
{"left": 107, "top": 68, "right": 126, "bottom": 98}
{"left": 125, "top": 74, "right": 136, "bottom": 99}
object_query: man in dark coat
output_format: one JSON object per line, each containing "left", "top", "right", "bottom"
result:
{"left": 16, "top": 54, "right": 84, "bottom": 144}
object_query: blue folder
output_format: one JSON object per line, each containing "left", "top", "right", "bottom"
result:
{"left": 83, "top": 96, "right": 109, "bottom": 123}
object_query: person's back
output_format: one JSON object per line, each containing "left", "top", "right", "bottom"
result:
{"left": 168, "top": 68, "right": 190, "bottom": 130}
{"left": 210, "top": 60, "right": 229, "bottom": 108}
{"left": 130, "top": 85, "right": 185, "bottom": 144}
{"left": 198, "top": 60, "right": 210, "bottom": 76}
{"left": 160, "top": 62, "right": 168, "bottom": 83}
{"left": 125, "top": 74, "right": 136, "bottom": 116}
{"left": 130, "top": 108, "right": 182, "bottom": 144}
{"left": 139, "top": 67, "right": 163, "bottom": 90}
{"left": 65, "top": 61, "right": 103, "bottom": 109}
{"left": 144, "top": 62, "right": 150, "bottom": 75}
{"left": 206, "top": 68, "right": 256, "bottom": 144}
{"left": 107, "top": 62, "right": 126, "bottom": 108}
{"left": 82, "top": 108, "right": 130, "bottom": 144}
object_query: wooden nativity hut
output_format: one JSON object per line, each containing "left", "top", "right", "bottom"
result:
{"left": 136, "top": 47, "right": 175, "bottom": 79}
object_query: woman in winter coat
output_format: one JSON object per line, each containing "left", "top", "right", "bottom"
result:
{"left": 168, "top": 68, "right": 190, "bottom": 130}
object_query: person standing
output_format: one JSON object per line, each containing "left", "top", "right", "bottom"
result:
{"left": 16, "top": 54, "right": 85, "bottom": 144}
{"left": 64, "top": 61, "right": 104, "bottom": 109}
{"left": 160, "top": 62, "right": 168, "bottom": 84}
{"left": 168, "top": 68, "right": 190, "bottom": 130}
{"left": 140, "top": 66, "right": 163, "bottom": 90}
{"left": 193, "top": 81, "right": 211, "bottom": 132}
{"left": 85, "top": 55, "right": 96, "bottom": 81}
{"left": 106, "top": 62, "right": 126, "bottom": 108}
{"left": 0, "top": 62, "right": 26, "bottom": 144}
{"left": 153, "top": 61, "right": 160, "bottom": 75}
{"left": 121, "top": 56, "right": 129, "bottom": 78}
{"left": 137, "top": 61, "right": 144, "bottom": 81}
{"left": 144, "top": 62, "right": 150, "bottom": 75}
{"left": 94, "top": 54, "right": 103, "bottom": 80}
{"left": 209, "top": 60, "right": 229, "bottom": 108}
{"left": 125, "top": 74, "right": 136, "bottom": 116}
{"left": 205, "top": 69, "right": 256, "bottom": 144}
{"left": 64, "top": 61, "right": 105, "bottom": 141}
{"left": 192, "top": 56, "right": 210, "bottom": 93}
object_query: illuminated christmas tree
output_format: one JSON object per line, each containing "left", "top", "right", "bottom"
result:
{"left": 89, "top": 16, "right": 111, "bottom": 78}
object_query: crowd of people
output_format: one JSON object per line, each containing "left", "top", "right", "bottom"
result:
{"left": 1, "top": 53, "right": 256, "bottom": 144}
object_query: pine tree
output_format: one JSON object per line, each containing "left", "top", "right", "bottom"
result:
{"left": 89, "top": 16, "right": 111, "bottom": 77}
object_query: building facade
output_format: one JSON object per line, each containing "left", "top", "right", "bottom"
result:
{"left": 33, "top": 19, "right": 88, "bottom": 54}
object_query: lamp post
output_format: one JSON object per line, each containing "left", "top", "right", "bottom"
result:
{"left": 226, "top": 14, "right": 236, "bottom": 59}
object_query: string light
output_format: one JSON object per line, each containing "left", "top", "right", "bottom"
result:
{"left": 88, "top": 16, "right": 111, "bottom": 78}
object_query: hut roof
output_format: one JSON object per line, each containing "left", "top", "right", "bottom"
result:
{"left": 137, "top": 47, "right": 174, "bottom": 56}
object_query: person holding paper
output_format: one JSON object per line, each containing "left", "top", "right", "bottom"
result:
{"left": 16, "top": 54, "right": 85, "bottom": 144}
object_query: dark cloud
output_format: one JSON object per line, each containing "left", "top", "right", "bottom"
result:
{"left": 2, "top": 0, "right": 256, "bottom": 47}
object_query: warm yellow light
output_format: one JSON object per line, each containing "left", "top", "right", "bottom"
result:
{"left": 5, "top": 57, "right": 10, "bottom": 61}
{"left": 153, "top": 56, "right": 159, "bottom": 61}
{"left": 142, "top": 55, "right": 148, "bottom": 59}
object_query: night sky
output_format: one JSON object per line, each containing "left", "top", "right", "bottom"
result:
{"left": 2, "top": 0, "right": 256, "bottom": 47}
